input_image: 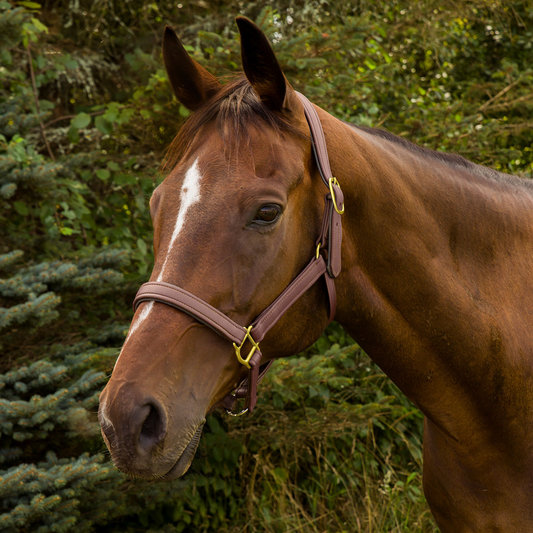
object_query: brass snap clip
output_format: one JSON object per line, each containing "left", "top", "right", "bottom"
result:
{"left": 233, "top": 325, "right": 260, "bottom": 369}
{"left": 329, "top": 177, "right": 345, "bottom": 215}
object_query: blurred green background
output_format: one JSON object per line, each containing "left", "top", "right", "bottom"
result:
{"left": 0, "top": 0, "right": 531, "bottom": 531}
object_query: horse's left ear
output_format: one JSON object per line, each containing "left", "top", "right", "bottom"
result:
{"left": 236, "top": 17, "right": 298, "bottom": 113}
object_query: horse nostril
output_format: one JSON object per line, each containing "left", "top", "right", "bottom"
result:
{"left": 139, "top": 403, "right": 166, "bottom": 450}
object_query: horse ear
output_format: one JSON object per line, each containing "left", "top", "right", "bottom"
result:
{"left": 162, "top": 26, "right": 220, "bottom": 111}
{"left": 236, "top": 17, "right": 291, "bottom": 112}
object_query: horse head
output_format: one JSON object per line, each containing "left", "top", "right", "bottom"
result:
{"left": 98, "top": 18, "right": 336, "bottom": 479}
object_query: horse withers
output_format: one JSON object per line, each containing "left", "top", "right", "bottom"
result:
{"left": 98, "top": 17, "right": 533, "bottom": 532}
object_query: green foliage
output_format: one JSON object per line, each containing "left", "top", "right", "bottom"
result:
{"left": 0, "top": 1, "right": 156, "bottom": 270}
{"left": 0, "top": 325, "right": 191, "bottom": 533}
{"left": 1, "top": 0, "right": 531, "bottom": 532}
{"left": 0, "top": 248, "right": 127, "bottom": 331}
{"left": 217, "top": 339, "right": 431, "bottom": 533}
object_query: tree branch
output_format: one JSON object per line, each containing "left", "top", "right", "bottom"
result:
{"left": 42, "top": 104, "right": 135, "bottom": 130}
{"left": 26, "top": 44, "right": 55, "bottom": 161}
{"left": 42, "top": 109, "right": 105, "bottom": 130}
{"left": 477, "top": 78, "right": 522, "bottom": 113}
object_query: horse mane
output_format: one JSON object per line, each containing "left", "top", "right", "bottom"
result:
{"left": 162, "top": 76, "right": 532, "bottom": 191}
{"left": 349, "top": 122, "right": 533, "bottom": 191}
{"left": 161, "top": 77, "right": 304, "bottom": 173}
{"left": 353, "top": 123, "right": 476, "bottom": 170}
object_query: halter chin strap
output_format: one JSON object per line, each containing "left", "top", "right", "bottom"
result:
{"left": 132, "top": 92, "right": 344, "bottom": 415}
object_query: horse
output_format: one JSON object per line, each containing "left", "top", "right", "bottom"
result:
{"left": 98, "top": 17, "right": 533, "bottom": 532}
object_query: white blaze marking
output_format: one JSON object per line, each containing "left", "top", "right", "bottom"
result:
{"left": 157, "top": 157, "right": 203, "bottom": 281}
{"left": 114, "top": 158, "right": 203, "bottom": 369}
{"left": 114, "top": 301, "right": 154, "bottom": 368}
{"left": 127, "top": 301, "right": 154, "bottom": 338}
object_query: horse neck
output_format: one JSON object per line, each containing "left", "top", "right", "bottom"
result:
{"left": 319, "top": 108, "right": 533, "bottom": 411}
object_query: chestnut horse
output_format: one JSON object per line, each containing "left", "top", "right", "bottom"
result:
{"left": 99, "top": 17, "right": 533, "bottom": 532}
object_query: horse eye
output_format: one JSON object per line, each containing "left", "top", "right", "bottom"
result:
{"left": 253, "top": 205, "right": 280, "bottom": 224}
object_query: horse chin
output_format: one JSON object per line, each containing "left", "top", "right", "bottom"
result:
{"left": 160, "top": 423, "right": 205, "bottom": 480}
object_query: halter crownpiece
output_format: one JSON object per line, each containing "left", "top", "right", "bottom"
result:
{"left": 133, "top": 92, "right": 344, "bottom": 415}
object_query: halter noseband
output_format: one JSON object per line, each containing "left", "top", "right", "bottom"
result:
{"left": 133, "top": 93, "right": 344, "bottom": 415}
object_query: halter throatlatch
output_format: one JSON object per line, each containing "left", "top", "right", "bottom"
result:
{"left": 133, "top": 92, "right": 344, "bottom": 415}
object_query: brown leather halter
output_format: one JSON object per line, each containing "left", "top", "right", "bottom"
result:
{"left": 133, "top": 92, "right": 344, "bottom": 415}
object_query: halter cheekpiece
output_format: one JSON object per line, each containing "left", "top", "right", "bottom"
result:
{"left": 133, "top": 92, "right": 344, "bottom": 416}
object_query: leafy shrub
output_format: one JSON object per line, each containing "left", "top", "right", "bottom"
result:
{"left": 1, "top": 0, "right": 531, "bottom": 531}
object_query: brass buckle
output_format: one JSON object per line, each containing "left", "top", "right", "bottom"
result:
{"left": 316, "top": 242, "right": 322, "bottom": 259}
{"left": 329, "top": 177, "right": 345, "bottom": 215}
{"left": 233, "top": 325, "right": 259, "bottom": 369}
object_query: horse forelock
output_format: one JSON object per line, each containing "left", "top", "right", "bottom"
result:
{"left": 161, "top": 77, "right": 305, "bottom": 174}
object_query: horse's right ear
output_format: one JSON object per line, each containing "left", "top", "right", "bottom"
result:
{"left": 162, "top": 26, "right": 220, "bottom": 111}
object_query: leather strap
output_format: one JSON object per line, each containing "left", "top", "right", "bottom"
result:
{"left": 298, "top": 92, "right": 343, "bottom": 277}
{"left": 251, "top": 255, "right": 330, "bottom": 343}
{"left": 134, "top": 282, "right": 246, "bottom": 344}
{"left": 133, "top": 255, "right": 333, "bottom": 348}
{"left": 297, "top": 92, "right": 332, "bottom": 187}
{"left": 132, "top": 92, "right": 344, "bottom": 414}
{"left": 324, "top": 273, "right": 337, "bottom": 323}
{"left": 220, "top": 358, "right": 274, "bottom": 412}
{"left": 328, "top": 183, "right": 343, "bottom": 278}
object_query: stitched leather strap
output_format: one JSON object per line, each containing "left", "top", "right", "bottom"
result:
{"left": 251, "top": 255, "right": 331, "bottom": 343}
{"left": 328, "top": 183, "right": 343, "bottom": 278}
{"left": 297, "top": 92, "right": 332, "bottom": 187}
{"left": 134, "top": 255, "right": 333, "bottom": 348}
{"left": 134, "top": 282, "right": 246, "bottom": 344}
{"left": 298, "top": 93, "right": 343, "bottom": 277}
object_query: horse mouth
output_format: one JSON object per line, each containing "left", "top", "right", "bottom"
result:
{"left": 160, "top": 423, "right": 204, "bottom": 480}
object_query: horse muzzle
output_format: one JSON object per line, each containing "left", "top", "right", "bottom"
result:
{"left": 98, "top": 386, "right": 206, "bottom": 479}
